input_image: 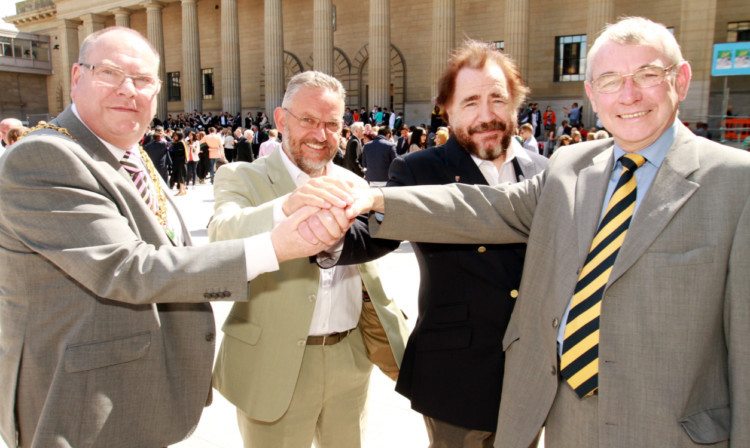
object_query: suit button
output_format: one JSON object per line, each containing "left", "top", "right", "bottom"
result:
{"left": 297, "top": 339, "right": 306, "bottom": 346}
{"left": 551, "top": 365, "right": 557, "bottom": 375}
{"left": 222, "top": 291, "right": 231, "bottom": 298}
{"left": 308, "top": 294, "right": 316, "bottom": 303}
{"left": 477, "top": 246, "right": 487, "bottom": 253}
{"left": 510, "top": 289, "right": 519, "bottom": 299}
{"left": 552, "top": 318, "right": 559, "bottom": 328}
{"left": 203, "top": 293, "right": 211, "bottom": 299}
{"left": 205, "top": 333, "right": 215, "bottom": 342}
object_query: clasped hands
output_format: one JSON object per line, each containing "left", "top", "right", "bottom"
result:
{"left": 270, "top": 177, "right": 382, "bottom": 263}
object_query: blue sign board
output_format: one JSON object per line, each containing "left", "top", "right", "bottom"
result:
{"left": 712, "top": 42, "right": 750, "bottom": 76}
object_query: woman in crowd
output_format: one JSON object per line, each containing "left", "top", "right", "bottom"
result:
{"left": 558, "top": 134, "right": 572, "bottom": 148}
{"left": 222, "top": 128, "right": 236, "bottom": 163}
{"left": 186, "top": 130, "right": 200, "bottom": 189}
{"left": 409, "top": 127, "right": 427, "bottom": 152}
{"left": 434, "top": 127, "right": 450, "bottom": 146}
{"left": 571, "top": 129, "right": 582, "bottom": 144}
{"left": 5, "top": 126, "right": 29, "bottom": 146}
{"left": 196, "top": 131, "right": 209, "bottom": 183}
{"left": 542, "top": 105, "right": 556, "bottom": 132}
{"left": 169, "top": 131, "right": 188, "bottom": 196}
{"left": 543, "top": 129, "right": 557, "bottom": 157}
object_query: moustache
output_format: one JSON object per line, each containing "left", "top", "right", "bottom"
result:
{"left": 467, "top": 120, "right": 508, "bottom": 135}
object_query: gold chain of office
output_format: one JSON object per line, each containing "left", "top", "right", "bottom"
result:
{"left": 18, "top": 124, "right": 170, "bottom": 232}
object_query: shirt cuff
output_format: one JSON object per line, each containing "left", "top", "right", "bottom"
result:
{"left": 244, "top": 232, "right": 279, "bottom": 281}
{"left": 272, "top": 194, "right": 290, "bottom": 226}
{"left": 316, "top": 237, "right": 344, "bottom": 269}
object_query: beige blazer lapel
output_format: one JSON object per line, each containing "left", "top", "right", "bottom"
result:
{"left": 609, "top": 127, "right": 701, "bottom": 285}
{"left": 265, "top": 148, "right": 298, "bottom": 196}
{"left": 574, "top": 148, "right": 614, "bottom": 266}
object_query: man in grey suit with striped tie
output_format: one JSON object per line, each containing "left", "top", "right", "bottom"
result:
{"left": 309, "top": 16, "right": 749, "bottom": 448}
{"left": 0, "top": 26, "right": 340, "bottom": 448}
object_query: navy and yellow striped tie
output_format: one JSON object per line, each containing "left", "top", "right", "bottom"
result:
{"left": 560, "top": 153, "right": 646, "bottom": 398}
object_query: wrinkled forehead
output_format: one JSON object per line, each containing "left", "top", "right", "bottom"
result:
{"left": 86, "top": 32, "right": 159, "bottom": 73}
{"left": 453, "top": 62, "right": 509, "bottom": 102}
{"left": 590, "top": 41, "right": 667, "bottom": 77}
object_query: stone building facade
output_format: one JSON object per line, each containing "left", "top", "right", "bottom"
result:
{"left": 3, "top": 0, "right": 749, "bottom": 128}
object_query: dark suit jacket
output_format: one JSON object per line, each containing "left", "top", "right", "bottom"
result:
{"left": 143, "top": 139, "right": 171, "bottom": 181}
{"left": 396, "top": 136, "right": 409, "bottom": 156}
{"left": 388, "top": 135, "right": 547, "bottom": 431}
{"left": 235, "top": 136, "right": 254, "bottom": 162}
{"left": 343, "top": 136, "right": 364, "bottom": 177}
{"left": 362, "top": 135, "right": 397, "bottom": 182}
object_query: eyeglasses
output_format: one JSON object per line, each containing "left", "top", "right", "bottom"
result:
{"left": 78, "top": 62, "right": 161, "bottom": 95}
{"left": 591, "top": 64, "right": 677, "bottom": 94}
{"left": 283, "top": 108, "right": 343, "bottom": 133}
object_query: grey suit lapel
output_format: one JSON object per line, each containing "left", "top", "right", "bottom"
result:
{"left": 54, "top": 107, "right": 121, "bottom": 170}
{"left": 609, "top": 127, "right": 700, "bottom": 284}
{"left": 54, "top": 106, "right": 180, "bottom": 246}
{"left": 575, "top": 148, "right": 614, "bottom": 266}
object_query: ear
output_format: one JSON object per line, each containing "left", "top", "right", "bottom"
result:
{"left": 70, "top": 63, "right": 83, "bottom": 101}
{"left": 584, "top": 81, "right": 598, "bottom": 114}
{"left": 273, "top": 107, "right": 286, "bottom": 134}
{"left": 674, "top": 61, "right": 692, "bottom": 101}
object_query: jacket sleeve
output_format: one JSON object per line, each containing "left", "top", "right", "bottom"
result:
{"left": 0, "top": 135, "right": 248, "bottom": 305}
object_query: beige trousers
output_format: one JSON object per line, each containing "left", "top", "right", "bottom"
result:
{"left": 236, "top": 328, "right": 373, "bottom": 448}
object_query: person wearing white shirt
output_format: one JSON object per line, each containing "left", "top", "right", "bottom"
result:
{"left": 519, "top": 122, "right": 539, "bottom": 154}
{"left": 257, "top": 128, "right": 281, "bottom": 157}
{"left": 207, "top": 71, "right": 409, "bottom": 448}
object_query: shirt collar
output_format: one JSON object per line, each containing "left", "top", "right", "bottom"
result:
{"left": 470, "top": 137, "right": 530, "bottom": 168}
{"left": 279, "top": 145, "right": 332, "bottom": 187}
{"left": 612, "top": 118, "right": 678, "bottom": 170}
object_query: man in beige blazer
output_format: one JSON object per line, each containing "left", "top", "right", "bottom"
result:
{"left": 0, "top": 28, "right": 338, "bottom": 448}
{"left": 209, "top": 71, "right": 409, "bottom": 448}
{"left": 330, "top": 17, "right": 749, "bottom": 448}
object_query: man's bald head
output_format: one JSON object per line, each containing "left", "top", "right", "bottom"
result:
{"left": 0, "top": 118, "right": 23, "bottom": 146}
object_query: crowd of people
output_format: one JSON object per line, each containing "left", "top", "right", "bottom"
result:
{"left": 0, "top": 16, "right": 749, "bottom": 448}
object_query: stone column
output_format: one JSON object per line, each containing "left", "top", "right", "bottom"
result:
{"left": 145, "top": 1, "right": 167, "bottom": 120}
{"left": 583, "top": 0, "right": 615, "bottom": 128}
{"left": 265, "top": 0, "right": 284, "bottom": 123}
{"left": 112, "top": 8, "right": 131, "bottom": 28}
{"left": 58, "top": 18, "right": 81, "bottom": 109}
{"left": 504, "top": 0, "right": 529, "bottom": 80}
{"left": 221, "top": 0, "right": 241, "bottom": 115}
{"left": 678, "top": 0, "right": 717, "bottom": 124}
{"left": 80, "top": 13, "right": 105, "bottom": 38}
{"left": 369, "top": 0, "right": 390, "bottom": 111}
{"left": 181, "top": 0, "right": 202, "bottom": 113}
{"left": 313, "top": 0, "right": 333, "bottom": 75}
{"left": 431, "top": 0, "right": 455, "bottom": 101}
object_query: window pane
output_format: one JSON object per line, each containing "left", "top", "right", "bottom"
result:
{"left": 168, "top": 72, "right": 181, "bottom": 102}
{"left": 202, "top": 68, "right": 214, "bottom": 100}
{"left": 554, "top": 34, "right": 586, "bottom": 82}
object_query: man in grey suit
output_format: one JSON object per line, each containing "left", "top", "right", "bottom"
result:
{"left": 311, "top": 17, "right": 749, "bottom": 448}
{"left": 0, "top": 27, "right": 340, "bottom": 448}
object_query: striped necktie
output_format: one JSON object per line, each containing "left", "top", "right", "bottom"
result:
{"left": 560, "top": 153, "right": 647, "bottom": 398}
{"left": 121, "top": 149, "right": 158, "bottom": 214}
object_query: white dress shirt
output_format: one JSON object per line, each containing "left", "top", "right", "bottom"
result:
{"left": 471, "top": 138, "right": 530, "bottom": 186}
{"left": 273, "top": 149, "right": 363, "bottom": 336}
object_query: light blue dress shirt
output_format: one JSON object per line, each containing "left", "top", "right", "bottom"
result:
{"left": 556, "top": 119, "right": 679, "bottom": 357}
